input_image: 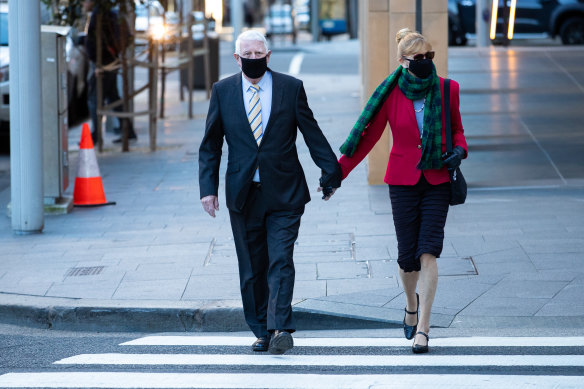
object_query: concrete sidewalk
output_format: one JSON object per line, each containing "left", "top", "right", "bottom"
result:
{"left": 0, "top": 42, "right": 583, "bottom": 333}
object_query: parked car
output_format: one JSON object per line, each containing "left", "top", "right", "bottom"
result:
{"left": 191, "top": 11, "right": 216, "bottom": 40}
{"left": 293, "top": 0, "right": 310, "bottom": 31}
{"left": 448, "top": 0, "right": 468, "bottom": 45}
{"left": 1, "top": 3, "right": 11, "bottom": 142}
{"left": 264, "top": 4, "right": 297, "bottom": 43}
{"left": 0, "top": 3, "right": 90, "bottom": 143}
{"left": 134, "top": 0, "right": 165, "bottom": 33}
{"left": 449, "top": 0, "right": 584, "bottom": 45}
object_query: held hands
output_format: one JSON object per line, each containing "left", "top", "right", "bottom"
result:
{"left": 317, "top": 176, "right": 338, "bottom": 201}
{"left": 442, "top": 146, "right": 465, "bottom": 171}
{"left": 201, "top": 195, "right": 219, "bottom": 217}
{"left": 317, "top": 186, "right": 337, "bottom": 201}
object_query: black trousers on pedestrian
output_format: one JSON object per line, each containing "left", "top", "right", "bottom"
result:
{"left": 389, "top": 175, "right": 450, "bottom": 273}
{"left": 87, "top": 66, "right": 135, "bottom": 143}
{"left": 228, "top": 183, "right": 303, "bottom": 338}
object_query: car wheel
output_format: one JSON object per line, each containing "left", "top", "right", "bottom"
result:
{"left": 560, "top": 17, "right": 584, "bottom": 45}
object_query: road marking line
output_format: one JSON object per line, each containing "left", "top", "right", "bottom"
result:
{"left": 545, "top": 51, "right": 584, "bottom": 94}
{"left": 468, "top": 184, "right": 562, "bottom": 191}
{"left": 54, "top": 353, "right": 584, "bottom": 367}
{"left": 121, "top": 336, "right": 584, "bottom": 348}
{"left": 288, "top": 53, "right": 304, "bottom": 75}
{"left": 0, "top": 373, "right": 582, "bottom": 388}
{"left": 519, "top": 118, "right": 567, "bottom": 185}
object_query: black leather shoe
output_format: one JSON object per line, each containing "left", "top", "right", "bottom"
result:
{"left": 251, "top": 336, "right": 270, "bottom": 352}
{"left": 268, "top": 330, "right": 293, "bottom": 355}
{"left": 412, "top": 331, "right": 429, "bottom": 354}
{"left": 403, "top": 293, "right": 419, "bottom": 340}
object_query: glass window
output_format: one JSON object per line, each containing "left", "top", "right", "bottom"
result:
{"left": 0, "top": 13, "right": 8, "bottom": 46}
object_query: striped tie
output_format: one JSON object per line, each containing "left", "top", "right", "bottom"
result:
{"left": 248, "top": 84, "right": 263, "bottom": 145}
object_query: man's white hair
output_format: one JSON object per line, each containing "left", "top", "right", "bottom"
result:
{"left": 235, "top": 30, "right": 269, "bottom": 55}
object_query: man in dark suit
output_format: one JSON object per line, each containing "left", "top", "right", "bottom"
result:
{"left": 199, "top": 30, "right": 341, "bottom": 355}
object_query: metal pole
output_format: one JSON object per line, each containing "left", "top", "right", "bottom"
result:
{"left": 311, "top": 0, "right": 319, "bottom": 42}
{"left": 187, "top": 12, "right": 194, "bottom": 119}
{"left": 416, "top": 0, "right": 422, "bottom": 33}
{"left": 501, "top": 0, "right": 510, "bottom": 46}
{"left": 348, "top": 0, "right": 358, "bottom": 39}
{"left": 182, "top": 0, "right": 192, "bottom": 21}
{"left": 8, "top": 0, "right": 44, "bottom": 233}
{"left": 96, "top": 11, "right": 104, "bottom": 152}
{"left": 476, "top": 0, "right": 490, "bottom": 47}
{"left": 159, "top": 37, "right": 166, "bottom": 119}
{"left": 203, "top": 18, "right": 211, "bottom": 99}
{"left": 179, "top": 0, "right": 191, "bottom": 102}
{"left": 230, "top": 0, "right": 242, "bottom": 48}
{"left": 149, "top": 38, "right": 159, "bottom": 151}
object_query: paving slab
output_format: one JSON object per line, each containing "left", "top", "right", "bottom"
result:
{"left": 0, "top": 43, "right": 583, "bottom": 332}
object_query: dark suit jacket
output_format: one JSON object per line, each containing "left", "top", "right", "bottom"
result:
{"left": 199, "top": 70, "right": 342, "bottom": 213}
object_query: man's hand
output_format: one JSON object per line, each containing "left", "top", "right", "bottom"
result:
{"left": 317, "top": 186, "right": 337, "bottom": 201}
{"left": 201, "top": 195, "right": 219, "bottom": 217}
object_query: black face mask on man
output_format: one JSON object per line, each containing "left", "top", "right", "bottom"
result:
{"left": 240, "top": 56, "right": 268, "bottom": 79}
{"left": 408, "top": 58, "right": 433, "bottom": 79}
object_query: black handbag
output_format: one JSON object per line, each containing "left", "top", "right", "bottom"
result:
{"left": 444, "top": 79, "right": 467, "bottom": 206}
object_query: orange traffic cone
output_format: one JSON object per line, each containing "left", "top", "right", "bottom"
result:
{"left": 73, "top": 123, "right": 115, "bottom": 207}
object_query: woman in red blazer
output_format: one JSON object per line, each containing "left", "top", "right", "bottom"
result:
{"left": 338, "top": 28, "right": 467, "bottom": 353}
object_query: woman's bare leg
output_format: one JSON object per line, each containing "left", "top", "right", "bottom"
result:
{"left": 414, "top": 253, "right": 438, "bottom": 346}
{"left": 399, "top": 267, "right": 420, "bottom": 327}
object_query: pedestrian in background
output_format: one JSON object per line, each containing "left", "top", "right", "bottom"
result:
{"left": 84, "top": 0, "right": 136, "bottom": 144}
{"left": 199, "top": 30, "right": 341, "bottom": 355}
{"left": 244, "top": 1, "right": 254, "bottom": 28}
{"left": 338, "top": 28, "right": 467, "bottom": 353}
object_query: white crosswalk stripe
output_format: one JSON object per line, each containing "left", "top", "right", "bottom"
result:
{"left": 0, "top": 373, "right": 582, "bottom": 388}
{"left": 0, "top": 336, "right": 583, "bottom": 388}
{"left": 54, "top": 353, "right": 584, "bottom": 367}
{"left": 121, "top": 335, "right": 584, "bottom": 347}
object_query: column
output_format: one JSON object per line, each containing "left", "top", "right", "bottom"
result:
{"left": 9, "top": 0, "right": 44, "bottom": 233}
{"left": 359, "top": 0, "right": 448, "bottom": 184}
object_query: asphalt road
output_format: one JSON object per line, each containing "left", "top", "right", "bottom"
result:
{"left": 219, "top": 36, "right": 359, "bottom": 77}
{"left": 0, "top": 325, "right": 583, "bottom": 388}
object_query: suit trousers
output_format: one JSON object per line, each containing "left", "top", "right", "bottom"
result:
{"left": 228, "top": 183, "right": 304, "bottom": 338}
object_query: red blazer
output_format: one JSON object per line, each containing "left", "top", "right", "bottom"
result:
{"left": 339, "top": 77, "right": 467, "bottom": 186}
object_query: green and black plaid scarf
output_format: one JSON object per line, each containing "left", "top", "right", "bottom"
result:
{"left": 340, "top": 64, "right": 443, "bottom": 170}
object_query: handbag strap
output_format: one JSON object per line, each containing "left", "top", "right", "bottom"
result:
{"left": 444, "top": 79, "right": 453, "bottom": 154}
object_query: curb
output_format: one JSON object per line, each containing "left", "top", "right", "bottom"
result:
{"left": 0, "top": 294, "right": 398, "bottom": 333}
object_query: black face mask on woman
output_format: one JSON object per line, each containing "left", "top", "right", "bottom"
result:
{"left": 408, "top": 58, "right": 433, "bottom": 79}
{"left": 240, "top": 56, "right": 268, "bottom": 79}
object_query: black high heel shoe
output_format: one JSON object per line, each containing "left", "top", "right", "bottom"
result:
{"left": 412, "top": 331, "right": 429, "bottom": 354}
{"left": 403, "top": 293, "right": 419, "bottom": 340}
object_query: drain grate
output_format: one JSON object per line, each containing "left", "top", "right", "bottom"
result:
{"left": 66, "top": 266, "right": 105, "bottom": 277}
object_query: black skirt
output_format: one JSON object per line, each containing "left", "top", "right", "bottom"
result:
{"left": 389, "top": 174, "right": 450, "bottom": 272}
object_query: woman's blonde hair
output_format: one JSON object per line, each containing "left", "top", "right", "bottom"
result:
{"left": 396, "top": 28, "right": 432, "bottom": 61}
